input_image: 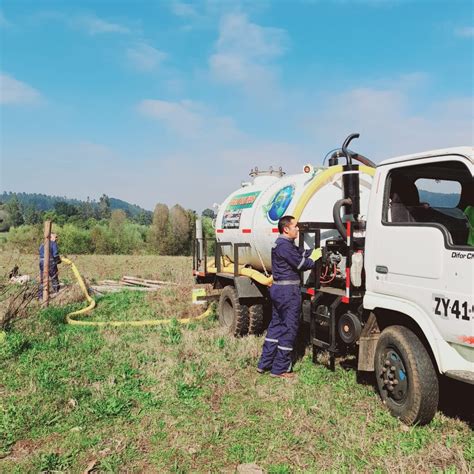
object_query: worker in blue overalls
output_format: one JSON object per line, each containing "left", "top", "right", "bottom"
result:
{"left": 39, "top": 233, "right": 61, "bottom": 298}
{"left": 258, "top": 216, "right": 321, "bottom": 379}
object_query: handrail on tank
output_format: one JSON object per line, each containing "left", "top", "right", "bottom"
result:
{"left": 249, "top": 166, "right": 285, "bottom": 178}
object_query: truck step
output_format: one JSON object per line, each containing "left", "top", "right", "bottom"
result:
{"left": 312, "top": 338, "right": 330, "bottom": 349}
{"left": 445, "top": 370, "right": 474, "bottom": 385}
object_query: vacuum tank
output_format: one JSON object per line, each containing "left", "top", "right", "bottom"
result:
{"left": 215, "top": 164, "right": 373, "bottom": 271}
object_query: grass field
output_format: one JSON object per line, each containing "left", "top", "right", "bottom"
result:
{"left": 0, "top": 255, "right": 473, "bottom": 473}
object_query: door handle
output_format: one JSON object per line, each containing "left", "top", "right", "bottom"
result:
{"left": 376, "top": 265, "right": 388, "bottom": 274}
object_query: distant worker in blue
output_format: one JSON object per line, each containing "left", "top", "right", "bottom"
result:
{"left": 39, "top": 233, "right": 61, "bottom": 298}
{"left": 258, "top": 216, "right": 321, "bottom": 379}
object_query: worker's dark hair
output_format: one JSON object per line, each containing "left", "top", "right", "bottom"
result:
{"left": 278, "top": 215, "right": 295, "bottom": 234}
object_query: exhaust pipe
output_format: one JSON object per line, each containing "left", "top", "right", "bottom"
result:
{"left": 195, "top": 217, "right": 204, "bottom": 270}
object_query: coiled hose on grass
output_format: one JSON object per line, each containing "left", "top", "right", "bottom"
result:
{"left": 60, "top": 257, "right": 213, "bottom": 327}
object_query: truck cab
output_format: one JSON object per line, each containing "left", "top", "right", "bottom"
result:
{"left": 362, "top": 147, "right": 473, "bottom": 423}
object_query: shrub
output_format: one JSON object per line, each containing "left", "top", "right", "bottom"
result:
{"left": 58, "top": 224, "right": 93, "bottom": 254}
{"left": 4, "top": 225, "right": 42, "bottom": 253}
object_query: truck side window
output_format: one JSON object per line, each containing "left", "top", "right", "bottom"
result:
{"left": 384, "top": 160, "right": 473, "bottom": 248}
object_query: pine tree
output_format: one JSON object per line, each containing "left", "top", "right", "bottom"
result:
{"left": 98, "top": 194, "right": 111, "bottom": 219}
{"left": 5, "top": 195, "right": 24, "bottom": 226}
{"left": 78, "top": 197, "right": 96, "bottom": 220}
{"left": 23, "top": 205, "right": 42, "bottom": 225}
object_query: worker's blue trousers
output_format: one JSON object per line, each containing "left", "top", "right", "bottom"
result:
{"left": 38, "top": 261, "right": 60, "bottom": 298}
{"left": 258, "top": 284, "right": 301, "bottom": 375}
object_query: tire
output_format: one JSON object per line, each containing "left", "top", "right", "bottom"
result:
{"left": 218, "top": 286, "right": 249, "bottom": 337}
{"left": 374, "top": 325, "right": 439, "bottom": 425}
{"left": 248, "top": 304, "right": 264, "bottom": 335}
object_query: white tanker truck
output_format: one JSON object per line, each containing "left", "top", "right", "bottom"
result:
{"left": 193, "top": 134, "right": 474, "bottom": 425}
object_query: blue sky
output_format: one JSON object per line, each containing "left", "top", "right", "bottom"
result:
{"left": 1, "top": 0, "right": 473, "bottom": 211}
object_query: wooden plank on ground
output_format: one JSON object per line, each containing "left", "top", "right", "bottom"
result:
{"left": 91, "top": 285, "right": 160, "bottom": 294}
{"left": 120, "top": 279, "right": 161, "bottom": 289}
{"left": 122, "top": 276, "right": 177, "bottom": 286}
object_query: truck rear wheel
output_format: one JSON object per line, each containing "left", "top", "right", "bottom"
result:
{"left": 218, "top": 286, "right": 249, "bottom": 337}
{"left": 248, "top": 304, "right": 264, "bottom": 335}
{"left": 374, "top": 325, "right": 439, "bottom": 425}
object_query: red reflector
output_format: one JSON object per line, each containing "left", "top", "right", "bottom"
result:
{"left": 242, "top": 229, "right": 252, "bottom": 233}
{"left": 272, "top": 228, "right": 279, "bottom": 233}
{"left": 307, "top": 288, "right": 315, "bottom": 295}
{"left": 216, "top": 229, "right": 224, "bottom": 233}
{"left": 342, "top": 296, "right": 349, "bottom": 304}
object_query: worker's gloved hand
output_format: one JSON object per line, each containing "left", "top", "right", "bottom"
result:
{"left": 310, "top": 248, "right": 322, "bottom": 261}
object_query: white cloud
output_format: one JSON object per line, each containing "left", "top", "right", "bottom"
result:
{"left": 171, "top": 1, "right": 199, "bottom": 18}
{"left": 126, "top": 42, "right": 167, "bottom": 71}
{"left": 0, "top": 73, "right": 42, "bottom": 105}
{"left": 301, "top": 86, "right": 474, "bottom": 160}
{"left": 169, "top": 1, "right": 264, "bottom": 26}
{"left": 209, "top": 13, "right": 288, "bottom": 93}
{"left": 75, "top": 14, "right": 130, "bottom": 35}
{"left": 215, "top": 13, "right": 287, "bottom": 58}
{"left": 301, "top": 0, "right": 403, "bottom": 5}
{"left": 455, "top": 26, "right": 474, "bottom": 38}
{"left": 0, "top": 10, "right": 10, "bottom": 28}
{"left": 137, "top": 98, "right": 241, "bottom": 140}
{"left": 28, "top": 11, "right": 132, "bottom": 35}
{"left": 138, "top": 99, "right": 204, "bottom": 136}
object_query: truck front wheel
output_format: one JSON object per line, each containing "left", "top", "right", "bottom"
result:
{"left": 374, "top": 325, "right": 439, "bottom": 425}
{"left": 218, "top": 286, "right": 249, "bottom": 337}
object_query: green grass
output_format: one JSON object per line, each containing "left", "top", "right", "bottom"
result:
{"left": 0, "top": 289, "right": 472, "bottom": 473}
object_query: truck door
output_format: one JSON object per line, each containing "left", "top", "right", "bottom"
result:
{"left": 366, "top": 156, "right": 474, "bottom": 368}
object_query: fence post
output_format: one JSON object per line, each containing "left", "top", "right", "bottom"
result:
{"left": 42, "top": 220, "right": 52, "bottom": 306}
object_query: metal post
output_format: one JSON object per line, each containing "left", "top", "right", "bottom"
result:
{"left": 195, "top": 217, "right": 204, "bottom": 270}
{"left": 298, "top": 231, "right": 304, "bottom": 286}
{"left": 216, "top": 242, "right": 232, "bottom": 273}
{"left": 329, "top": 296, "right": 342, "bottom": 371}
{"left": 216, "top": 241, "right": 222, "bottom": 273}
{"left": 42, "top": 220, "right": 52, "bottom": 306}
{"left": 314, "top": 229, "right": 321, "bottom": 291}
{"left": 233, "top": 243, "right": 250, "bottom": 276}
{"left": 203, "top": 236, "right": 207, "bottom": 275}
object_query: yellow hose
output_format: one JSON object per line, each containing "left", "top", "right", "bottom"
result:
{"left": 206, "top": 262, "right": 273, "bottom": 286}
{"left": 293, "top": 165, "right": 376, "bottom": 221}
{"left": 60, "top": 257, "right": 213, "bottom": 327}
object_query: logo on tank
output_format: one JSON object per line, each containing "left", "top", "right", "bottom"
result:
{"left": 222, "top": 191, "right": 261, "bottom": 229}
{"left": 264, "top": 185, "right": 295, "bottom": 224}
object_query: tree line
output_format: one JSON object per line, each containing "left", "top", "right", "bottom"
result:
{"left": 0, "top": 193, "right": 216, "bottom": 256}
{"left": 0, "top": 193, "right": 153, "bottom": 230}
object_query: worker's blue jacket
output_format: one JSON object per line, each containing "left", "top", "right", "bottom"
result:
{"left": 271, "top": 236, "right": 315, "bottom": 283}
{"left": 39, "top": 241, "right": 60, "bottom": 264}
